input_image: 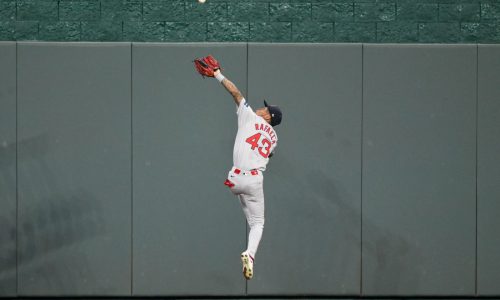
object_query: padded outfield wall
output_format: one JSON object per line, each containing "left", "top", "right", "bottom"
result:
{"left": 0, "top": 42, "right": 499, "bottom": 297}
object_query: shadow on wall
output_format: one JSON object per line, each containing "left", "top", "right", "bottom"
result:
{"left": 0, "top": 134, "right": 106, "bottom": 292}
{"left": 304, "top": 169, "right": 423, "bottom": 293}
{"left": 304, "top": 169, "right": 360, "bottom": 282}
{"left": 0, "top": 136, "right": 17, "bottom": 292}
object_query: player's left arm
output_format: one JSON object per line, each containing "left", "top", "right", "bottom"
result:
{"left": 214, "top": 70, "right": 244, "bottom": 106}
{"left": 193, "top": 55, "right": 244, "bottom": 106}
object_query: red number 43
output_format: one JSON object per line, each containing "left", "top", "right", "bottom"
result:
{"left": 245, "top": 133, "right": 272, "bottom": 158}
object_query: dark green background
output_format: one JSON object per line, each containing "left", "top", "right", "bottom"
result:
{"left": 0, "top": 0, "right": 499, "bottom": 43}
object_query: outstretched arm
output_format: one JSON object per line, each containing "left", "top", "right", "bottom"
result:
{"left": 214, "top": 70, "right": 244, "bottom": 106}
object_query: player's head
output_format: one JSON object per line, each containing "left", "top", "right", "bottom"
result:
{"left": 263, "top": 100, "right": 282, "bottom": 127}
{"left": 256, "top": 101, "right": 282, "bottom": 126}
{"left": 256, "top": 102, "right": 282, "bottom": 126}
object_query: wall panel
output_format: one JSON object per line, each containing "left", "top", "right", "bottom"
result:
{"left": 247, "top": 44, "right": 363, "bottom": 295}
{"left": 362, "top": 44, "right": 477, "bottom": 295}
{"left": 0, "top": 41, "right": 17, "bottom": 296}
{"left": 132, "top": 43, "right": 247, "bottom": 295}
{"left": 17, "top": 42, "right": 132, "bottom": 295}
{"left": 477, "top": 44, "right": 500, "bottom": 295}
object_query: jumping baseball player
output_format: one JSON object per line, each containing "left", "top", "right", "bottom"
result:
{"left": 194, "top": 55, "right": 282, "bottom": 280}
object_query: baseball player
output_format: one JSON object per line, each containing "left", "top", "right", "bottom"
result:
{"left": 194, "top": 55, "right": 282, "bottom": 280}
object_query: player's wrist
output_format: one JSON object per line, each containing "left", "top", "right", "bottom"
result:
{"left": 215, "top": 70, "right": 225, "bottom": 83}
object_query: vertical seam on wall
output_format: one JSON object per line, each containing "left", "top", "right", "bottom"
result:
{"left": 475, "top": 43, "right": 479, "bottom": 296}
{"left": 246, "top": 43, "right": 249, "bottom": 104}
{"left": 245, "top": 41, "right": 249, "bottom": 296}
{"left": 360, "top": 43, "right": 364, "bottom": 296}
{"left": 15, "top": 41, "right": 19, "bottom": 297}
{"left": 130, "top": 42, "right": 134, "bottom": 296}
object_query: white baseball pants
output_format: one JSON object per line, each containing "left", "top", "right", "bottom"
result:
{"left": 225, "top": 167, "right": 265, "bottom": 258}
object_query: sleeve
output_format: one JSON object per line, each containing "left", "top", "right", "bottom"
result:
{"left": 270, "top": 137, "right": 278, "bottom": 157}
{"left": 271, "top": 140, "right": 277, "bottom": 154}
{"left": 236, "top": 98, "right": 256, "bottom": 127}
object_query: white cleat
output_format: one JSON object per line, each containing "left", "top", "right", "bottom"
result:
{"left": 241, "top": 252, "right": 254, "bottom": 280}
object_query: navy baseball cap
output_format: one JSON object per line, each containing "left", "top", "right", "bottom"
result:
{"left": 264, "top": 100, "right": 282, "bottom": 127}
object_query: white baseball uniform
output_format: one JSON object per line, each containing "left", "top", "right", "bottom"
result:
{"left": 225, "top": 98, "right": 278, "bottom": 259}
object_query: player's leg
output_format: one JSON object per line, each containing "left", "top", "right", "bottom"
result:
{"left": 245, "top": 198, "right": 264, "bottom": 258}
{"left": 238, "top": 192, "right": 254, "bottom": 280}
{"left": 240, "top": 176, "right": 265, "bottom": 258}
{"left": 238, "top": 194, "right": 250, "bottom": 222}
{"left": 239, "top": 182, "right": 264, "bottom": 280}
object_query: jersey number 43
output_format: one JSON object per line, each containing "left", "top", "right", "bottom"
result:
{"left": 246, "top": 133, "right": 272, "bottom": 158}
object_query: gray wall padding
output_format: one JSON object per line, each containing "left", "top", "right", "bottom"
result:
{"left": 362, "top": 44, "right": 477, "bottom": 295}
{"left": 17, "top": 43, "right": 132, "bottom": 295}
{"left": 0, "top": 42, "right": 17, "bottom": 297}
{"left": 132, "top": 44, "right": 247, "bottom": 295}
{"left": 247, "top": 44, "right": 362, "bottom": 295}
{"left": 477, "top": 45, "right": 500, "bottom": 296}
{"left": 0, "top": 42, "right": 498, "bottom": 297}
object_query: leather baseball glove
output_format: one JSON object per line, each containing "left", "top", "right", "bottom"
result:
{"left": 194, "top": 55, "right": 221, "bottom": 78}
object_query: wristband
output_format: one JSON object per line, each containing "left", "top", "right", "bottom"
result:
{"left": 215, "top": 72, "right": 225, "bottom": 83}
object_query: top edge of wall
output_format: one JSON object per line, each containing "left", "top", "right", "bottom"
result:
{"left": 16, "top": 41, "right": 133, "bottom": 48}
{"left": 0, "top": 41, "right": 17, "bottom": 46}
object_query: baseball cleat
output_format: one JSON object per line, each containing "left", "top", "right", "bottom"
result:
{"left": 241, "top": 251, "right": 254, "bottom": 280}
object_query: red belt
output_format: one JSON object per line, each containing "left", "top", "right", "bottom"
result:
{"left": 225, "top": 168, "right": 259, "bottom": 188}
{"left": 225, "top": 168, "right": 258, "bottom": 188}
{"left": 234, "top": 168, "right": 259, "bottom": 176}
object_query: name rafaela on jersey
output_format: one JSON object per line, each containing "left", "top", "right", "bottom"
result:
{"left": 254, "top": 123, "right": 277, "bottom": 144}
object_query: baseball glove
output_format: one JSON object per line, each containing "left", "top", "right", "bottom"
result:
{"left": 194, "top": 55, "right": 221, "bottom": 78}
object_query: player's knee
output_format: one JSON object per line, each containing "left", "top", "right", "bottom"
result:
{"left": 249, "top": 216, "right": 264, "bottom": 229}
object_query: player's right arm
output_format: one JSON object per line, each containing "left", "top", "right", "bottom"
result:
{"left": 214, "top": 70, "right": 244, "bottom": 106}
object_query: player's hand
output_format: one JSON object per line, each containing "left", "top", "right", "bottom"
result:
{"left": 194, "top": 55, "right": 221, "bottom": 78}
